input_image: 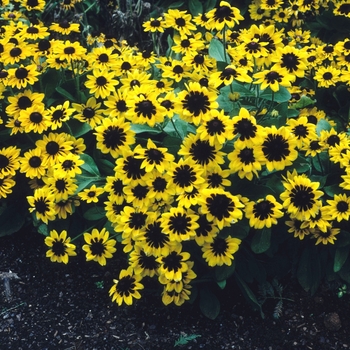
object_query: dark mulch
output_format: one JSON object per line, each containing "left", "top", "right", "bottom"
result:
{"left": 0, "top": 229, "right": 349, "bottom": 350}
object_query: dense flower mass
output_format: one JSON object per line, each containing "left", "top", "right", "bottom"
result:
{"left": 1, "top": 0, "right": 350, "bottom": 311}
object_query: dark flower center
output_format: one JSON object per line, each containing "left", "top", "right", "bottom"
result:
{"left": 55, "top": 179, "right": 68, "bottom": 192}
{"left": 103, "top": 126, "right": 126, "bottom": 149}
{"left": 189, "top": 140, "right": 216, "bottom": 166}
{"left": 207, "top": 118, "right": 225, "bottom": 135}
{"left": 29, "top": 156, "right": 42, "bottom": 168}
{"left": 196, "top": 215, "right": 212, "bottom": 237}
{"left": 145, "top": 221, "right": 169, "bottom": 248}
{"left": 207, "top": 173, "right": 223, "bottom": 188}
{"left": 35, "top": 197, "right": 50, "bottom": 214}
{"left": 265, "top": 71, "right": 282, "bottom": 83}
{"left": 221, "top": 67, "right": 237, "bottom": 79}
{"left": 151, "top": 19, "right": 161, "bottom": 27}
{"left": 0, "top": 155, "right": 9, "bottom": 169}
{"left": 52, "top": 240, "right": 66, "bottom": 256}
{"left": 253, "top": 200, "right": 275, "bottom": 220}
{"left": 307, "top": 115, "right": 318, "bottom": 124}
{"left": 173, "top": 65, "right": 184, "bottom": 74}
{"left": 28, "top": 0, "right": 39, "bottom": 7}
{"left": 337, "top": 201, "right": 349, "bottom": 213}
{"left": 116, "top": 100, "right": 128, "bottom": 112}
{"left": 46, "top": 141, "right": 60, "bottom": 155}
{"left": 206, "top": 193, "right": 234, "bottom": 221}
{"left": 90, "top": 239, "right": 106, "bottom": 256}
{"left": 10, "top": 47, "right": 22, "bottom": 57}
{"left": 132, "top": 184, "right": 149, "bottom": 200}
{"left": 64, "top": 47, "right": 75, "bottom": 55}
{"left": 112, "top": 179, "right": 123, "bottom": 195}
{"left": 52, "top": 110, "right": 64, "bottom": 121}
{"left": 18, "top": 96, "right": 32, "bottom": 109}
{"left": 183, "top": 91, "right": 210, "bottom": 116}
{"left": 323, "top": 72, "right": 333, "bottom": 80}
{"left": 175, "top": 18, "right": 186, "bottom": 27}
{"left": 123, "top": 156, "right": 146, "bottom": 180}
{"left": 38, "top": 39, "right": 51, "bottom": 51}
{"left": 215, "top": 5, "right": 232, "bottom": 21}
{"left": 83, "top": 107, "right": 95, "bottom": 119}
{"left": 211, "top": 237, "right": 228, "bottom": 256}
{"left": 339, "top": 3, "right": 350, "bottom": 14}
{"left": 156, "top": 81, "right": 165, "bottom": 88}
{"left": 181, "top": 39, "right": 190, "bottom": 48}
{"left": 194, "top": 54, "right": 204, "bottom": 64}
{"left": 169, "top": 213, "right": 191, "bottom": 235}
{"left": 162, "top": 251, "right": 182, "bottom": 271}
{"left": 98, "top": 53, "right": 109, "bottom": 62}
{"left": 145, "top": 148, "right": 164, "bottom": 164}
{"left": 173, "top": 164, "right": 197, "bottom": 188}
{"left": 96, "top": 76, "right": 107, "bottom": 86}
{"left": 59, "top": 20, "right": 70, "bottom": 29}
{"left": 116, "top": 276, "right": 135, "bottom": 297}
{"left": 152, "top": 177, "right": 167, "bottom": 192}
{"left": 293, "top": 125, "right": 308, "bottom": 138}
{"left": 327, "top": 134, "right": 340, "bottom": 146}
{"left": 238, "top": 148, "right": 255, "bottom": 164}
{"left": 234, "top": 118, "right": 257, "bottom": 140}
{"left": 138, "top": 251, "right": 159, "bottom": 270}
{"left": 262, "top": 133, "right": 290, "bottom": 162}
{"left": 30, "top": 112, "right": 43, "bottom": 124}
{"left": 281, "top": 53, "right": 300, "bottom": 72}
{"left": 135, "top": 100, "right": 156, "bottom": 119}
{"left": 290, "top": 185, "right": 315, "bottom": 211}
{"left": 121, "top": 61, "right": 132, "bottom": 71}
{"left": 15, "top": 68, "right": 29, "bottom": 79}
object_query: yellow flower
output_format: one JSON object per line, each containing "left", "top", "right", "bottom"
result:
{"left": 45, "top": 230, "right": 77, "bottom": 264}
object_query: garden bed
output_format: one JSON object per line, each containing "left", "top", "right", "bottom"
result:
{"left": 1, "top": 229, "right": 349, "bottom": 350}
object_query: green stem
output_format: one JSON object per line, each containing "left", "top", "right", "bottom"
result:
{"left": 222, "top": 25, "right": 229, "bottom": 64}
{"left": 170, "top": 117, "right": 182, "bottom": 139}
{"left": 317, "top": 153, "right": 324, "bottom": 175}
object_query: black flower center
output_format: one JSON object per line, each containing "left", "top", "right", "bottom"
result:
{"left": 156, "top": 81, "right": 165, "bottom": 88}
{"left": 290, "top": 185, "right": 315, "bottom": 211}
{"left": 207, "top": 173, "right": 223, "bottom": 188}
{"left": 181, "top": 39, "right": 190, "bottom": 48}
{"left": 15, "top": 68, "right": 29, "bottom": 79}
{"left": 121, "top": 61, "right": 132, "bottom": 71}
{"left": 90, "top": 239, "right": 106, "bottom": 256}
{"left": 123, "top": 156, "right": 146, "bottom": 180}
{"left": 169, "top": 213, "right": 191, "bottom": 235}
{"left": 206, "top": 193, "right": 234, "bottom": 221}
{"left": 116, "top": 100, "right": 128, "bottom": 112}
{"left": 112, "top": 179, "right": 123, "bottom": 195}
{"left": 28, "top": 0, "right": 39, "bottom": 7}
{"left": 175, "top": 18, "right": 186, "bottom": 27}
{"left": 29, "top": 156, "right": 42, "bottom": 168}
{"left": 0, "top": 155, "right": 9, "bottom": 169}
{"left": 64, "top": 47, "right": 75, "bottom": 55}
{"left": 189, "top": 140, "right": 216, "bottom": 166}
{"left": 337, "top": 201, "right": 349, "bottom": 213}
{"left": 116, "top": 276, "right": 135, "bottom": 297}
{"left": 46, "top": 141, "right": 60, "bottom": 155}
{"left": 152, "top": 177, "right": 167, "bottom": 192}
{"left": 207, "top": 118, "right": 225, "bottom": 135}
{"left": 173, "top": 164, "right": 197, "bottom": 188}
{"left": 55, "top": 179, "right": 68, "bottom": 192}
{"left": 52, "top": 110, "right": 64, "bottom": 121}
{"left": 38, "top": 39, "right": 51, "bottom": 51}
{"left": 98, "top": 53, "right": 109, "bottom": 62}
{"left": 145, "top": 148, "right": 164, "bottom": 164}
{"left": 132, "top": 184, "right": 149, "bottom": 200}
{"left": 323, "top": 72, "right": 333, "bottom": 80}
{"left": 62, "top": 160, "right": 74, "bottom": 170}
{"left": 10, "top": 47, "right": 22, "bottom": 57}
{"left": 145, "top": 221, "right": 169, "bottom": 248}
{"left": 35, "top": 197, "right": 50, "bottom": 214}
{"left": 30, "top": 112, "right": 43, "bottom": 124}
{"left": 59, "top": 20, "right": 70, "bottom": 29}
{"left": 281, "top": 53, "right": 300, "bottom": 72}
{"left": 196, "top": 215, "right": 212, "bottom": 237}
{"left": 307, "top": 115, "right": 318, "bottom": 124}
{"left": 265, "top": 71, "right": 282, "bottom": 83}
{"left": 173, "top": 65, "right": 184, "bottom": 74}
{"left": 18, "top": 96, "right": 32, "bottom": 109}
{"left": 194, "top": 54, "right": 204, "bottom": 64}
{"left": 135, "top": 100, "right": 156, "bottom": 119}
{"left": 211, "top": 237, "right": 228, "bottom": 256}
{"left": 83, "top": 107, "right": 95, "bottom": 119}
{"left": 234, "top": 118, "right": 257, "bottom": 140}
{"left": 103, "top": 126, "right": 127, "bottom": 149}
{"left": 163, "top": 251, "right": 182, "bottom": 271}
{"left": 52, "top": 240, "right": 66, "bottom": 256}
{"left": 96, "top": 76, "right": 107, "bottom": 86}
{"left": 183, "top": 91, "right": 210, "bottom": 116}
{"left": 150, "top": 19, "right": 161, "bottom": 27}
{"left": 221, "top": 68, "right": 237, "bottom": 80}
{"left": 262, "top": 133, "right": 290, "bottom": 162}
{"left": 238, "top": 148, "right": 255, "bottom": 164}
{"left": 327, "top": 134, "right": 340, "bottom": 146}
{"left": 293, "top": 125, "right": 308, "bottom": 138}
{"left": 339, "top": 3, "right": 350, "bottom": 14}
{"left": 215, "top": 5, "right": 232, "bottom": 21}
{"left": 253, "top": 200, "right": 275, "bottom": 220}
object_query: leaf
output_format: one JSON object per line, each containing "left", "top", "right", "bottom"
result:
{"left": 208, "top": 38, "right": 230, "bottom": 64}
{"left": 316, "top": 118, "right": 332, "bottom": 135}
{"left": 68, "top": 119, "right": 92, "bottom": 137}
{"left": 168, "top": 1, "right": 184, "bottom": 8}
{"left": 79, "top": 153, "right": 100, "bottom": 176}
{"left": 56, "top": 86, "right": 76, "bottom": 101}
{"left": 204, "top": 0, "right": 217, "bottom": 11}
{"left": 260, "top": 86, "right": 291, "bottom": 103}
{"left": 215, "top": 262, "right": 236, "bottom": 282}
{"left": 334, "top": 248, "right": 349, "bottom": 273}
{"left": 291, "top": 95, "right": 316, "bottom": 109}
{"left": 199, "top": 287, "right": 220, "bottom": 320}
{"left": 0, "top": 205, "right": 25, "bottom": 237}
{"left": 217, "top": 280, "right": 226, "bottom": 289}
{"left": 324, "top": 184, "right": 342, "bottom": 197}
{"left": 83, "top": 206, "right": 106, "bottom": 221}
{"left": 131, "top": 123, "right": 163, "bottom": 134}
{"left": 74, "top": 175, "right": 102, "bottom": 194}
{"left": 188, "top": 0, "right": 203, "bottom": 16}
{"left": 234, "top": 273, "right": 264, "bottom": 318}
{"left": 251, "top": 228, "right": 271, "bottom": 254}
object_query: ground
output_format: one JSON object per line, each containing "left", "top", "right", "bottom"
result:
{"left": 0, "top": 229, "right": 349, "bottom": 350}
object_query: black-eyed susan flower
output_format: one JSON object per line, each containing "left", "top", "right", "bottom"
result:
{"left": 141, "top": 219, "right": 172, "bottom": 257}
{"left": 300, "top": 206, "right": 332, "bottom": 233}
{"left": 109, "top": 267, "right": 144, "bottom": 306}
{"left": 199, "top": 189, "right": 244, "bottom": 229}
{"left": 0, "top": 176, "right": 16, "bottom": 199}
{"left": 285, "top": 217, "right": 311, "bottom": 240}
{"left": 114, "top": 149, "right": 147, "bottom": 184}
{"left": 319, "top": 128, "right": 346, "bottom": 149}
{"left": 314, "top": 66, "right": 342, "bottom": 88}
{"left": 194, "top": 213, "right": 219, "bottom": 246}
{"left": 87, "top": 46, "right": 119, "bottom": 70}
{"left": 53, "top": 153, "right": 84, "bottom": 178}
{"left": 49, "top": 20, "right": 80, "bottom": 35}
{"left": 162, "top": 284, "right": 192, "bottom": 306}
{"left": 280, "top": 173, "right": 324, "bottom": 221}
{"left": 175, "top": 81, "right": 218, "bottom": 125}
{"left": 21, "top": 0, "right": 46, "bottom": 11}
{"left": 134, "top": 139, "right": 175, "bottom": 173}
{"left": 157, "top": 244, "right": 191, "bottom": 281}
{"left": 261, "top": 126, "right": 298, "bottom": 172}
{"left": 78, "top": 184, "right": 104, "bottom": 203}
{"left": 325, "top": 194, "right": 350, "bottom": 222}
{"left": 94, "top": 117, "right": 135, "bottom": 159}
{"left": 312, "top": 227, "right": 340, "bottom": 245}
{"left": 85, "top": 69, "right": 119, "bottom": 99}
{"left": 206, "top": 1, "right": 244, "bottom": 31}
{"left": 160, "top": 59, "right": 191, "bottom": 83}
{"left": 27, "top": 187, "right": 56, "bottom": 224}
{"left": 45, "top": 230, "right": 76, "bottom": 264}
{"left": 20, "top": 148, "right": 46, "bottom": 179}
{"left": 43, "top": 172, "right": 78, "bottom": 202}
{"left": 231, "top": 108, "right": 265, "bottom": 147}
{"left": 104, "top": 176, "right": 125, "bottom": 205}
{"left": 72, "top": 97, "right": 104, "bottom": 128}
{"left": 82, "top": 228, "right": 116, "bottom": 266}
{"left": 46, "top": 101, "right": 74, "bottom": 130}
{"left": 2, "top": 41, "right": 33, "bottom": 65}
{"left": 103, "top": 90, "right": 129, "bottom": 118}
{"left": 228, "top": 143, "right": 265, "bottom": 181}
{"left": 168, "top": 158, "right": 205, "bottom": 194}
{"left": 52, "top": 40, "right": 87, "bottom": 62}
{"left": 287, "top": 116, "right": 317, "bottom": 148}
{"left": 18, "top": 104, "right": 51, "bottom": 134}
{"left": 126, "top": 91, "right": 166, "bottom": 127}
{"left": 35, "top": 132, "right": 73, "bottom": 166}
{"left": 253, "top": 67, "right": 294, "bottom": 92}
{"left": 245, "top": 195, "right": 284, "bottom": 229}
{"left": 205, "top": 165, "right": 231, "bottom": 189}
{"left": 202, "top": 235, "right": 241, "bottom": 266}
{"left": 143, "top": 17, "right": 166, "bottom": 33}
{"left": 172, "top": 33, "right": 205, "bottom": 55}
{"left": 163, "top": 9, "right": 196, "bottom": 37}
{"left": 334, "top": 1, "right": 350, "bottom": 17}
{"left": 210, "top": 65, "right": 253, "bottom": 88}
{"left": 197, "top": 109, "right": 234, "bottom": 147}
{"left": 123, "top": 182, "right": 151, "bottom": 210}
{"left": 54, "top": 199, "right": 75, "bottom": 220}
{"left": 7, "top": 64, "right": 40, "bottom": 89}
{"left": 129, "top": 246, "right": 160, "bottom": 278}
{"left": 104, "top": 197, "right": 124, "bottom": 224}
{"left": 0, "top": 146, "right": 20, "bottom": 178}
{"left": 6, "top": 90, "right": 45, "bottom": 119}
{"left": 161, "top": 207, "right": 199, "bottom": 243}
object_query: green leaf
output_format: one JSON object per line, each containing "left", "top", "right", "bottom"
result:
{"left": 74, "top": 175, "right": 102, "bottom": 194}
{"left": 168, "top": 1, "right": 184, "bottom": 8}
{"left": 234, "top": 273, "right": 264, "bottom": 318}
{"left": 215, "top": 262, "right": 236, "bottom": 282}
{"left": 324, "top": 184, "right": 342, "bottom": 197}
{"left": 83, "top": 206, "right": 106, "bottom": 221}
{"left": 316, "top": 118, "right": 332, "bottom": 135}
{"left": 251, "top": 228, "right": 271, "bottom": 254}
{"left": 80, "top": 153, "right": 101, "bottom": 176}
{"left": 56, "top": 86, "right": 76, "bottom": 101}
{"left": 338, "top": 259, "right": 350, "bottom": 283}
{"left": 0, "top": 205, "right": 25, "bottom": 237}
{"left": 37, "top": 223, "right": 49, "bottom": 236}
{"left": 199, "top": 287, "right": 220, "bottom": 320}
{"left": 217, "top": 280, "right": 226, "bottom": 289}
{"left": 68, "top": 119, "right": 92, "bottom": 137}
{"left": 204, "top": 0, "right": 217, "bottom": 11}
{"left": 131, "top": 123, "right": 163, "bottom": 134}
{"left": 291, "top": 95, "right": 315, "bottom": 109}
{"left": 334, "top": 248, "right": 349, "bottom": 273}
{"left": 189, "top": 0, "right": 203, "bottom": 16}
{"left": 260, "top": 86, "right": 291, "bottom": 103}
{"left": 209, "top": 38, "right": 230, "bottom": 64}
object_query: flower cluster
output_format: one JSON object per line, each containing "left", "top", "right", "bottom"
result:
{"left": 1, "top": 0, "right": 350, "bottom": 310}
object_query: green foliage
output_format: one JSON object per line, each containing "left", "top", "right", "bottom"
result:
{"left": 174, "top": 333, "right": 201, "bottom": 347}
